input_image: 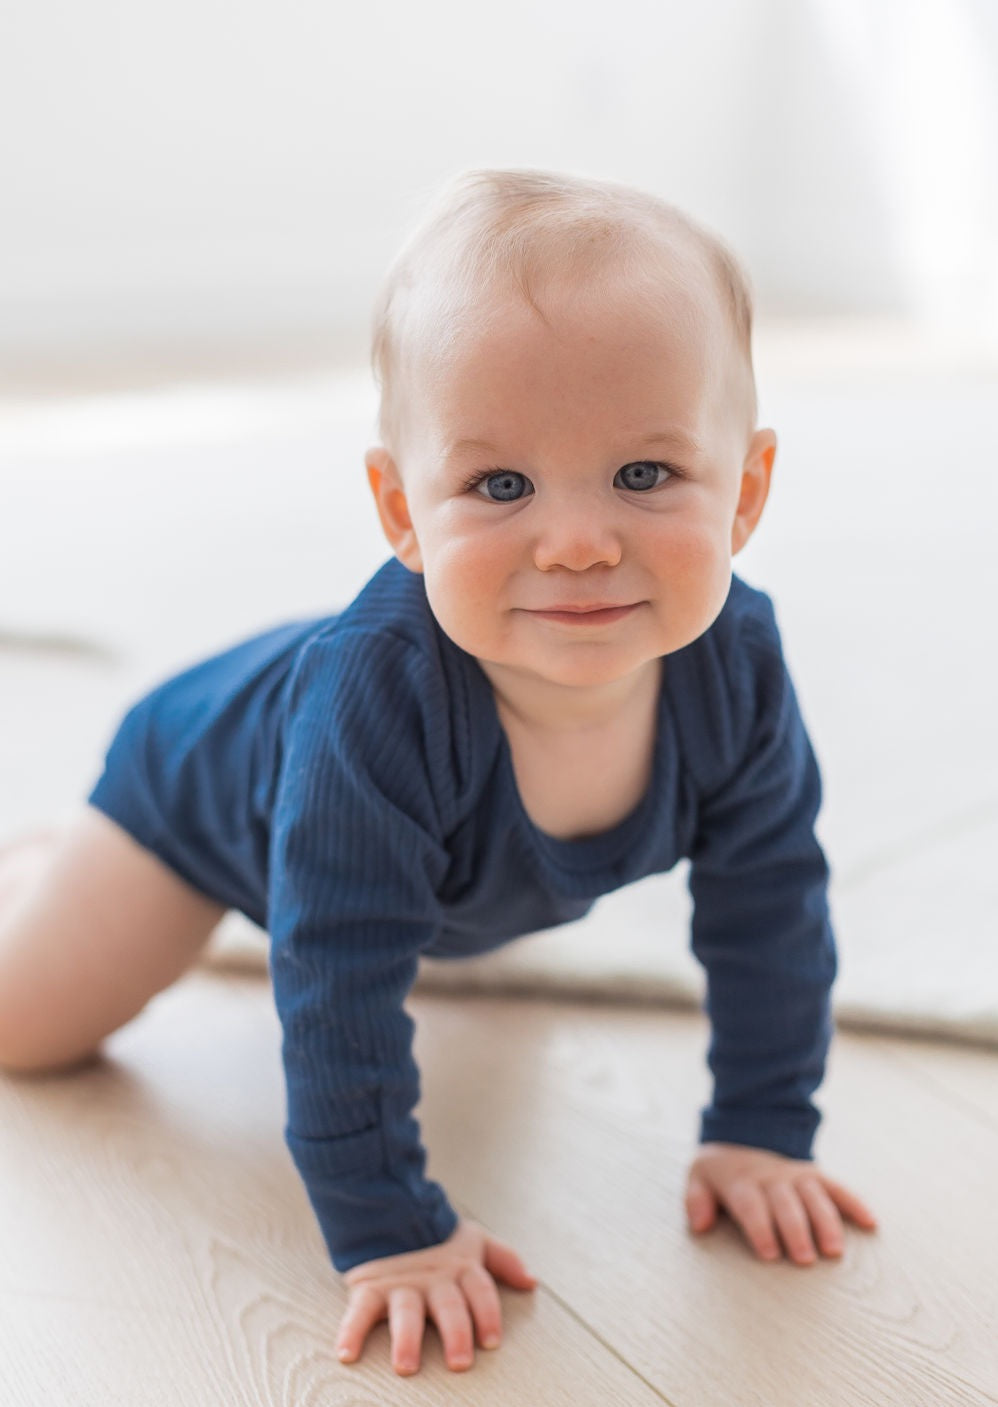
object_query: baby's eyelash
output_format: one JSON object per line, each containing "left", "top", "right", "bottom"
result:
{"left": 637, "top": 460, "right": 684, "bottom": 481}
{"left": 459, "top": 461, "right": 685, "bottom": 494}
{"left": 459, "top": 466, "right": 510, "bottom": 493}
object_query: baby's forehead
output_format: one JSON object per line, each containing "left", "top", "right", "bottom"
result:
{"left": 414, "top": 250, "right": 730, "bottom": 376}
{"left": 404, "top": 256, "right": 736, "bottom": 424}
{"left": 383, "top": 219, "right": 757, "bottom": 457}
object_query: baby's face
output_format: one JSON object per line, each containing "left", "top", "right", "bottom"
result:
{"left": 367, "top": 270, "right": 774, "bottom": 702}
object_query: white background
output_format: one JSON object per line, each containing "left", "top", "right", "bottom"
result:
{"left": 2, "top": 0, "right": 997, "bottom": 371}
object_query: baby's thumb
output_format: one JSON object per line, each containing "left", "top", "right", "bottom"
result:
{"left": 685, "top": 1173, "right": 718, "bottom": 1233}
{"left": 483, "top": 1234, "right": 539, "bottom": 1290}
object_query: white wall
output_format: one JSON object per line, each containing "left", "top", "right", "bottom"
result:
{"left": 2, "top": 0, "right": 996, "bottom": 371}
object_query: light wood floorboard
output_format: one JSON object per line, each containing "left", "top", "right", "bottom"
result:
{"left": 1, "top": 971, "right": 995, "bottom": 1405}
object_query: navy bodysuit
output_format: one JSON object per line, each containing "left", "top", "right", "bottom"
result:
{"left": 88, "top": 557, "right": 836, "bottom": 1272}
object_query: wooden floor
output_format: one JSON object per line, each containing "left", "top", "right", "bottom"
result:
{"left": 1, "top": 971, "right": 996, "bottom": 1406}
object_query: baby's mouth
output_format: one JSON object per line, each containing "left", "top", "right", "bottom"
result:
{"left": 527, "top": 603, "right": 640, "bottom": 625}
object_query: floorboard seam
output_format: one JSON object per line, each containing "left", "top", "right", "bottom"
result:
{"left": 458, "top": 1205, "right": 680, "bottom": 1407}
{"left": 533, "top": 1277, "right": 680, "bottom": 1406}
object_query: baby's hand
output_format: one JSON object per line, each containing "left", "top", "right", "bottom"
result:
{"left": 335, "top": 1217, "right": 538, "bottom": 1376}
{"left": 685, "top": 1142, "right": 878, "bottom": 1264}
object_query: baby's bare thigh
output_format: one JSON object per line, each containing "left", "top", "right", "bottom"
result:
{"left": 0, "top": 804, "right": 227, "bottom": 1073}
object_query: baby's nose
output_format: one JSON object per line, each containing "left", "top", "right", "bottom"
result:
{"left": 531, "top": 496, "right": 623, "bottom": 572}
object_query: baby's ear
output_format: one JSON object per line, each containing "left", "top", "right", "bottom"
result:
{"left": 730, "top": 429, "right": 776, "bottom": 556}
{"left": 364, "top": 447, "right": 424, "bottom": 572}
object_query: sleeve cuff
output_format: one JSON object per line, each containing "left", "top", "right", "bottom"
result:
{"left": 286, "top": 1127, "right": 460, "bottom": 1272}
{"left": 699, "top": 1105, "right": 820, "bottom": 1161}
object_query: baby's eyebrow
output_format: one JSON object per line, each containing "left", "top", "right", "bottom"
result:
{"left": 636, "top": 428, "right": 704, "bottom": 455}
{"left": 445, "top": 436, "right": 503, "bottom": 459}
{"left": 445, "top": 428, "right": 703, "bottom": 459}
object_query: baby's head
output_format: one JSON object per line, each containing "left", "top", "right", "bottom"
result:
{"left": 372, "top": 168, "right": 759, "bottom": 458}
{"left": 365, "top": 169, "right": 777, "bottom": 698}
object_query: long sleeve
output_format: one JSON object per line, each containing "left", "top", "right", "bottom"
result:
{"left": 687, "top": 610, "right": 837, "bottom": 1161}
{"left": 268, "top": 626, "right": 460, "bottom": 1272}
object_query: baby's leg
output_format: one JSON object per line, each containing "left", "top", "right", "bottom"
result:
{"left": 0, "top": 805, "right": 227, "bottom": 1074}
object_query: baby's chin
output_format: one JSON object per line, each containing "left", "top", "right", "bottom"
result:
{"left": 476, "top": 638, "right": 667, "bottom": 694}
{"left": 432, "top": 600, "right": 727, "bottom": 680}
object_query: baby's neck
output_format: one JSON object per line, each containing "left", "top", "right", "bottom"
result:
{"left": 479, "top": 656, "right": 663, "bottom": 737}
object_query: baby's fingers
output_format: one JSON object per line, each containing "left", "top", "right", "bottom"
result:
{"left": 723, "top": 1179, "right": 781, "bottom": 1260}
{"left": 820, "top": 1175, "right": 879, "bottom": 1230}
{"left": 482, "top": 1231, "right": 539, "bottom": 1290}
{"left": 796, "top": 1177, "right": 846, "bottom": 1257}
{"left": 388, "top": 1287, "right": 427, "bottom": 1376}
{"left": 427, "top": 1280, "right": 476, "bottom": 1372}
{"left": 336, "top": 1284, "right": 387, "bottom": 1365}
{"left": 685, "top": 1171, "right": 719, "bottom": 1233}
{"left": 460, "top": 1262, "right": 505, "bottom": 1350}
{"left": 769, "top": 1181, "right": 818, "bottom": 1264}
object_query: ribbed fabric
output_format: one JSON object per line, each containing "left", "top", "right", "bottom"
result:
{"left": 88, "top": 556, "right": 836, "bottom": 1272}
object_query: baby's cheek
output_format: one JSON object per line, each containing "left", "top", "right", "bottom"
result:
{"left": 657, "top": 522, "right": 733, "bottom": 628}
{"left": 443, "top": 541, "right": 504, "bottom": 613}
{"left": 421, "top": 545, "right": 506, "bottom": 649}
{"left": 429, "top": 528, "right": 500, "bottom": 586}
{"left": 661, "top": 515, "right": 725, "bottom": 575}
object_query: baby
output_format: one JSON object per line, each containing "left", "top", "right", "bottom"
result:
{"left": 0, "top": 168, "right": 877, "bottom": 1377}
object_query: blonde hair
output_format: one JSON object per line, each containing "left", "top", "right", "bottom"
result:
{"left": 371, "top": 167, "right": 757, "bottom": 451}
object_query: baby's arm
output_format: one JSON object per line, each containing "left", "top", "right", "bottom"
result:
{"left": 684, "top": 608, "right": 878, "bottom": 1260}
{"left": 269, "top": 629, "right": 536, "bottom": 1373}
{"left": 272, "top": 909, "right": 538, "bottom": 1378}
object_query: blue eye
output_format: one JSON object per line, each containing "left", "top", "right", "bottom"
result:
{"left": 462, "top": 460, "right": 676, "bottom": 501}
{"left": 615, "top": 461, "right": 671, "bottom": 491}
{"left": 471, "top": 470, "right": 533, "bottom": 502}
